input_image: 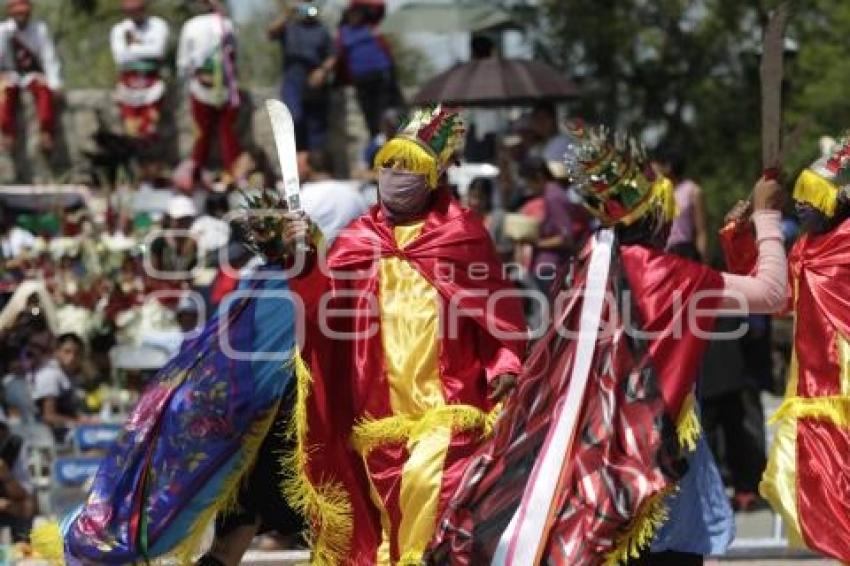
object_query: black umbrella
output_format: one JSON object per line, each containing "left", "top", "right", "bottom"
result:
{"left": 412, "top": 58, "right": 579, "bottom": 107}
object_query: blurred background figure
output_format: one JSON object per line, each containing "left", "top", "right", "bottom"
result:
{"left": 516, "top": 156, "right": 589, "bottom": 293}
{"left": 336, "top": 1, "right": 401, "bottom": 139}
{"left": 31, "top": 333, "right": 88, "bottom": 444}
{"left": 0, "top": 408, "right": 34, "bottom": 542}
{"left": 176, "top": 0, "right": 240, "bottom": 188}
{"left": 654, "top": 148, "right": 708, "bottom": 262}
{"left": 149, "top": 194, "right": 199, "bottom": 276}
{"left": 467, "top": 176, "right": 512, "bottom": 261}
{"left": 700, "top": 313, "right": 770, "bottom": 513}
{"left": 268, "top": 0, "right": 336, "bottom": 153}
{"left": 356, "top": 106, "right": 400, "bottom": 183}
{"left": 0, "top": 0, "right": 61, "bottom": 154}
{"left": 109, "top": 0, "right": 170, "bottom": 149}
{"left": 528, "top": 102, "right": 574, "bottom": 170}
{"left": 299, "top": 150, "right": 368, "bottom": 238}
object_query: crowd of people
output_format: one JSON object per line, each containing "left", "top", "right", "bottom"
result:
{"left": 0, "top": 0, "right": 403, "bottom": 187}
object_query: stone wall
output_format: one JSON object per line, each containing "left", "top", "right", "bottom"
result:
{"left": 0, "top": 86, "right": 366, "bottom": 184}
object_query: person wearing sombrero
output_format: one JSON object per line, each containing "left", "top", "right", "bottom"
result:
{"left": 427, "top": 124, "right": 789, "bottom": 565}
{"left": 285, "top": 106, "right": 527, "bottom": 564}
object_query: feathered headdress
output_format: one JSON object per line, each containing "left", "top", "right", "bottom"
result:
{"left": 564, "top": 122, "right": 677, "bottom": 228}
{"left": 373, "top": 105, "right": 465, "bottom": 188}
{"left": 793, "top": 132, "right": 850, "bottom": 217}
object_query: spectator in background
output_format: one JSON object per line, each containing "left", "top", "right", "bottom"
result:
{"left": 496, "top": 114, "right": 535, "bottom": 211}
{"left": 110, "top": 0, "right": 170, "bottom": 143}
{"left": 150, "top": 195, "right": 200, "bottom": 276}
{"left": 528, "top": 102, "right": 574, "bottom": 169}
{"left": 700, "top": 313, "right": 769, "bottom": 513}
{"left": 190, "top": 193, "right": 231, "bottom": 261}
{"left": 336, "top": 3, "right": 401, "bottom": 138}
{"left": 0, "top": 408, "right": 34, "bottom": 542}
{"left": 0, "top": 331, "right": 36, "bottom": 424}
{"left": 464, "top": 35, "right": 500, "bottom": 163}
{"left": 0, "top": 204, "right": 35, "bottom": 262}
{"left": 654, "top": 148, "right": 708, "bottom": 261}
{"left": 230, "top": 146, "right": 278, "bottom": 192}
{"left": 358, "top": 107, "right": 400, "bottom": 181}
{"left": 467, "top": 177, "right": 511, "bottom": 261}
{"left": 32, "top": 333, "right": 86, "bottom": 443}
{"left": 175, "top": 294, "right": 201, "bottom": 337}
{"left": 299, "top": 150, "right": 368, "bottom": 234}
{"left": 0, "top": 0, "right": 62, "bottom": 154}
{"left": 176, "top": 0, "right": 241, "bottom": 186}
{"left": 519, "top": 157, "right": 590, "bottom": 292}
{"left": 268, "top": 1, "right": 335, "bottom": 153}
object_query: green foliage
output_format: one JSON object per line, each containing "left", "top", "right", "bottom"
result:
{"left": 234, "top": 2, "right": 282, "bottom": 88}
{"left": 539, "top": 0, "right": 850, "bottom": 243}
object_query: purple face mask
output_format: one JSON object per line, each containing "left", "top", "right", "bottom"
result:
{"left": 795, "top": 202, "right": 834, "bottom": 235}
{"left": 378, "top": 168, "right": 433, "bottom": 225}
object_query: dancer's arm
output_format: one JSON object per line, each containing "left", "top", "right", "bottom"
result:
{"left": 719, "top": 190, "right": 787, "bottom": 314}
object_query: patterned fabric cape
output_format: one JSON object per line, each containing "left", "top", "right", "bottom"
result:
{"left": 426, "top": 238, "right": 723, "bottom": 565}
{"left": 38, "top": 267, "right": 299, "bottom": 565}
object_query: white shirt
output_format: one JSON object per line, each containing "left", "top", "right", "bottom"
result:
{"left": 0, "top": 18, "right": 61, "bottom": 89}
{"left": 30, "top": 359, "right": 73, "bottom": 402}
{"left": 176, "top": 12, "right": 237, "bottom": 107}
{"left": 0, "top": 226, "right": 36, "bottom": 258}
{"left": 190, "top": 214, "right": 231, "bottom": 256}
{"left": 110, "top": 16, "right": 170, "bottom": 69}
{"left": 300, "top": 179, "right": 369, "bottom": 245}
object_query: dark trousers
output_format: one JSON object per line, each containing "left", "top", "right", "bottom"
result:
{"left": 632, "top": 550, "right": 704, "bottom": 565}
{"left": 354, "top": 70, "right": 402, "bottom": 138}
{"left": 215, "top": 404, "right": 304, "bottom": 538}
{"left": 702, "top": 387, "right": 767, "bottom": 492}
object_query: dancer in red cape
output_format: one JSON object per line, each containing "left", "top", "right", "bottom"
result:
{"left": 285, "top": 106, "right": 527, "bottom": 565}
{"left": 723, "top": 135, "right": 850, "bottom": 562}
{"left": 427, "top": 125, "right": 788, "bottom": 565}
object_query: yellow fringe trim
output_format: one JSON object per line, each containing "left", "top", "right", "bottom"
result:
{"left": 373, "top": 137, "right": 439, "bottom": 189}
{"left": 793, "top": 169, "right": 838, "bottom": 217}
{"left": 280, "top": 352, "right": 354, "bottom": 565}
{"left": 604, "top": 486, "right": 675, "bottom": 566}
{"left": 398, "top": 550, "right": 426, "bottom": 565}
{"left": 171, "top": 401, "right": 282, "bottom": 565}
{"left": 350, "top": 404, "right": 499, "bottom": 456}
{"left": 675, "top": 392, "right": 702, "bottom": 452}
{"left": 31, "top": 521, "right": 65, "bottom": 565}
{"left": 617, "top": 177, "right": 678, "bottom": 227}
{"left": 769, "top": 395, "right": 850, "bottom": 428}
{"left": 30, "top": 402, "right": 282, "bottom": 566}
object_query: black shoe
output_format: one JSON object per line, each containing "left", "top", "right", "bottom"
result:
{"left": 195, "top": 554, "right": 227, "bottom": 566}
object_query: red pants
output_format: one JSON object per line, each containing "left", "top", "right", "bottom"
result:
{"left": 119, "top": 101, "right": 162, "bottom": 140}
{"left": 190, "top": 96, "right": 240, "bottom": 172}
{"left": 1, "top": 80, "right": 56, "bottom": 138}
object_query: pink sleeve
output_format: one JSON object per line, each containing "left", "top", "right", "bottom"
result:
{"left": 720, "top": 210, "right": 787, "bottom": 313}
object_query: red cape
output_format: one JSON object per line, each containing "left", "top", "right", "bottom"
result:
{"left": 291, "top": 190, "right": 527, "bottom": 564}
{"left": 427, "top": 237, "right": 724, "bottom": 565}
{"left": 785, "top": 218, "right": 850, "bottom": 560}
